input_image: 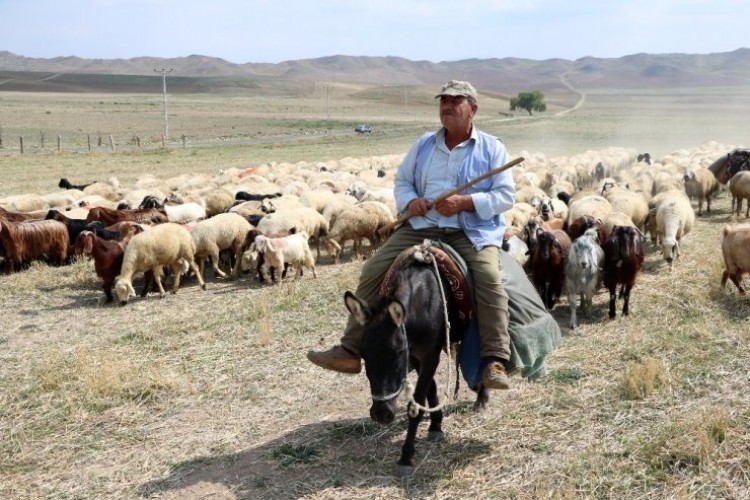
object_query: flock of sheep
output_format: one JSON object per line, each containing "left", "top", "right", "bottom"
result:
{"left": 0, "top": 143, "right": 748, "bottom": 323}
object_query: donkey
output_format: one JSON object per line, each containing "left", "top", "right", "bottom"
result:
{"left": 344, "top": 244, "right": 486, "bottom": 476}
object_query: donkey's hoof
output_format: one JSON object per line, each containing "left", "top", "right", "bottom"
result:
{"left": 396, "top": 465, "right": 414, "bottom": 477}
{"left": 427, "top": 431, "right": 444, "bottom": 442}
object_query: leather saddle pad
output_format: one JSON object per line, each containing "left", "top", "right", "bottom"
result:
{"left": 379, "top": 241, "right": 473, "bottom": 330}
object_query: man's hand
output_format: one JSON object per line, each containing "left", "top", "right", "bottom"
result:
{"left": 434, "top": 194, "right": 474, "bottom": 216}
{"left": 407, "top": 198, "right": 428, "bottom": 217}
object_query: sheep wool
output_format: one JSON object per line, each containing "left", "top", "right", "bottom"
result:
{"left": 114, "top": 222, "right": 205, "bottom": 304}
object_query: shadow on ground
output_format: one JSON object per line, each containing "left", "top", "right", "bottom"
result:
{"left": 139, "top": 415, "right": 491, "bottom": 499}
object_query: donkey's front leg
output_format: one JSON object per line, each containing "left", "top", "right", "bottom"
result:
{"left": 426, "top": 378, "right": 444, "bottom": 438}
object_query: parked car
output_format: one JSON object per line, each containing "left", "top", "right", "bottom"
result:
{"left": 354, "top": 124, "right": 372, "bottom": 133}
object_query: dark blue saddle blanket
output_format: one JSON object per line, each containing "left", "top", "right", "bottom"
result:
{"left": 430, "top": 241, "right": 562, "bottom": 389}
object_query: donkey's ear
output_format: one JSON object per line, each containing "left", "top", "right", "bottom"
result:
{"left": 387, "top": 300, "right": 406, "bottom": 327}
{"left": 344, "top": 291, "right": 369, "bottom": 325}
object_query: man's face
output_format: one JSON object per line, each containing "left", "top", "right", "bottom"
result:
{"left": 439, "top": 95, "right": 477, "bottom": 131}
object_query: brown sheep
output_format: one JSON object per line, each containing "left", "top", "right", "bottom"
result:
{"left": 729, "top": 171, "right": 750, "bottom": 218}
{"left": 683, "top": 167, "right": 720, "bottom": 215}
{"left": 721, "top": 224, "right": 750, "bottom": 295}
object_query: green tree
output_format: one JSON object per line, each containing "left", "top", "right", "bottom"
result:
{"left": 509, "top": 90, "right": 547, "bottom": 116}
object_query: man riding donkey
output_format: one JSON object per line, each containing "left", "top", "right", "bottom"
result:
{"left": 308, "top": 80, "right": 517, "bottom": 390}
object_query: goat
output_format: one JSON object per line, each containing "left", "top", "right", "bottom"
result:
{"left": 528, "top": 228, "right": 572, "bottom": 310}
{"left": 565, "top": 228, "right": 604, "bottom": 329}
{"left": 85, "top": 206, "right": 168, "bottom": 226}
{"left": 45, "top": 209, "right": 89, "bottom": 251}
{"left": 74, "top": 230, "right": 153, "bottom": 303}
{"left": 566, "top": 215, "right": 606, "bottom": 244}
{"left": 59, "top": 177, "right": 94, "bottom": 190}
{"left": 602, "top": 225, "right": 645, "bottom": 319}
{"left": 0, "top": 219, "right": 69, "bottom": 273}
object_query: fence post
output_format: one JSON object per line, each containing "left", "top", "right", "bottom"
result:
{"left": 40, "top": 130, "right": 45, "bottom": 149}
{"left": 87, "top": 134, "right": 91, "bottom": 151}
{"left": 109, "top": 135, "right": 116, "bottom": 151}
{"left": 57, "top": 134, "right": 62, "bottom": 152}
{"left": 20, "top": 136, "right": 24, "bottom": 154}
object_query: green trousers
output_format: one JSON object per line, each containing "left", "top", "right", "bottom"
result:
{"left": 340, "top": 225, "right": 511, "bottom": 361}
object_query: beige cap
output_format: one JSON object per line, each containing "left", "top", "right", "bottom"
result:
{"left": 435, "top": 80, "right": 478, "bottom": 101}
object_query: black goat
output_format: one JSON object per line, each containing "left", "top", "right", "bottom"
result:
{"left": 59, "top": 178, "right": 94, "bottom": 190}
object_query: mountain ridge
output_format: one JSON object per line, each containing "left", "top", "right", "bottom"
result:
{"left": 1, "top": 49, "right": 749, "bottom": 93}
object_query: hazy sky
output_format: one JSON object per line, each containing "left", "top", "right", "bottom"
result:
{"left": 1, "top": 0, "right": 747, "bottom": 63}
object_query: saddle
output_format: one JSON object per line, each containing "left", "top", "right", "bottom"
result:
{"left": 379, "top": 240, "right": 474, "bottom": 333}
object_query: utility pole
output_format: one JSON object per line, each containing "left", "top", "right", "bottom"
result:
{"left": 154, "top": 68, "right": 173, "bottom": 138}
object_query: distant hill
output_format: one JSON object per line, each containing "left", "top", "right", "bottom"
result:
{"left": 0, "top": 49, "right": 749, "bottom": 94}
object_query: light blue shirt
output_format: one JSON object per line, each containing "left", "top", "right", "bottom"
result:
{"left": 394, "top": 126, "right": 516, "bottom": 250}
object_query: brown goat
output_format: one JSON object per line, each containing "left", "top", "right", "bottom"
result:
{"left": 0, "top": 218, "right": 69, "bottom": 273}
{"left": 602, "top": 225, "right": 645, "bottom": 319}
{"left": 85, "top": 206, "right": 168, "bottom": 226}
{"left": 528, "top": 228, "right": 572, "bottom": 310}
{"left": 74, "top": 230, "right": 156, "bottom": 303}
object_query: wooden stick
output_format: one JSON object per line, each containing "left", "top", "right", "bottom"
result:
{"left": 378, "top": 156, "right": 525, "bottom": 235}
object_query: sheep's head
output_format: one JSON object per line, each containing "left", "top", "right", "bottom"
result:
{"left": 114, "top": 277, "right": 136, "bottom": 305}
{"left": 660, "top": 237, "right": 679, "bottom": 264}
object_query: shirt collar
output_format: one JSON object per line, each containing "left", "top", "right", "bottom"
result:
{"left": 436, "top": 125, "right": 477, "bottom": 148}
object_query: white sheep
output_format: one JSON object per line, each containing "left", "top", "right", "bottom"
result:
{"left": 191, "top": 212, "right": 252, "bottom": 280}
{"left": 164, "top": 201, "right": 207, "bottom": 223}
{"left": 254, "top": 231, "right": 317, "bottom": 283}
{"left": 729, "top": 171, "right": 750, "bottom": 218}
{"left": 565, "top": 227, "right": 604, "bottom": 329}
{"left": 323, "top": 202, "right": 394, "bottom": 263}
{"left": 656, "top": 194, "right": 695, "bottom": 269}
{"left": 203, "top": 189, "right": 236, "bottom": 217}
{"left": 114, "top": 223, "right": 206, "bottom": 304}
{"left": 601, "top": 184, "right": 649, "bottom": 230}
{"left": 566, "top": 194, "right": 613, "bottom": 227}
{"left": 721, "top": 224, "right": 750, "bottom": 294}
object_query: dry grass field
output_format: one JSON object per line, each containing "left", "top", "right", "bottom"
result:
{"left": 1, "top": 84, "right": 750, "bottom": 499}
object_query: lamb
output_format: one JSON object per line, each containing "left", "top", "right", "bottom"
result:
{"left": 729, "top": 171, "right": 750, "bottom": 218}
{"left": 683, "top": 167, "right": 719, "bottom": 215}
{"left": 565, "top": 227, "right": 605, "bottom": 329}
{"left": 114, "top": 223, "right": 206, "bottom": 305}
{"left": 256, "top": 206, "right": 329, "bottom": 260}
{"left": 253, "top": 231, "right": 317, "bottom": 284}
{"left": 191, "top": 212, "right": 252, "bottom": 280}
{"left": 721, "top": 224, "right": 750, "bottom": 295}
{"left": 656, "top": 194, "right": 695, "bottom": 268}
